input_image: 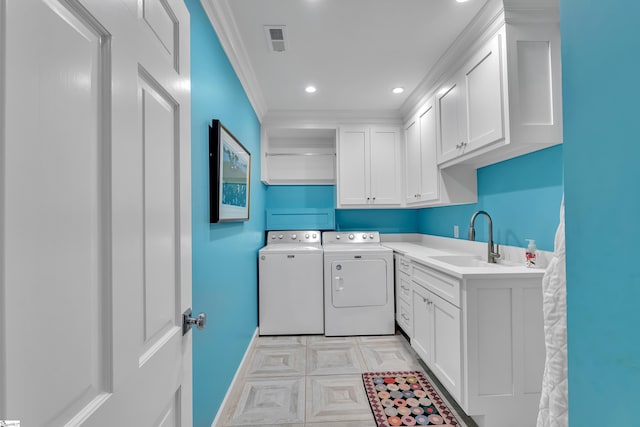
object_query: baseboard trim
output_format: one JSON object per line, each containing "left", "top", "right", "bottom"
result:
{"left": 210, "top": 327, "right": 259, "bottom": 427}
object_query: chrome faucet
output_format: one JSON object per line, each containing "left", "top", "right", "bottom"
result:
{"left": 468, "top": 210, "right": 501, "bottom": 263}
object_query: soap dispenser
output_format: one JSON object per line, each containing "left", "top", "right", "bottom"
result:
{"left": 525, "top": 239, "right": 537, "bottom": 267}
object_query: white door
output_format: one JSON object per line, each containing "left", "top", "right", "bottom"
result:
{"left": 337, "top": 127, "right": 369, "bottom": 206}
{"left": 404, "top": 117, "right": 420, "bottom": 203}
{"left": 1, "top": 0, "right": 192, "bottom": 425}
{"left": 418, "top": 103, "right": 439, "bottom": 201}
{"left": 369, "top": 127, "right": 401, "bottom": 205}
{"left": 464, "top": 31, "right": 505, "bottom": 152}
{"left": 411, "top": 285, "right": 433, "bottom": 365}
{"left": 436, "top": 76, "right": 466, "bottom": 164}
{"left": 431, "top": 292, "right": 462, "bottom": 402}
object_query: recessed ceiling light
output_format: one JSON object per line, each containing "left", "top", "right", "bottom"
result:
{"left": 392, "top": 87, "right": 405, "bottom": 94}
{"left": 305, "top": 85, "right": 317, "bottom": 93}
{"left": 456, "top": 0, "right": 471, "bottom": 3}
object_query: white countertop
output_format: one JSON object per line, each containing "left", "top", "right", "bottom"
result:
{"left": 382, "top": 239, "right": 546, "bottom": 279}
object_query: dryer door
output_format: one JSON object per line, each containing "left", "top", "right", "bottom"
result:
{"left": 331, "top": 259, "right": 388, "bottom": 307}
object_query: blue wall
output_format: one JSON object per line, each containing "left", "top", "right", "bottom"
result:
{"left": 561, "top": 1, "right": 640, "bottom": 424}
{"left": 265, "top": 185, "right": 419, "bottom": 232}
{"left": 264, "top": 145, "right": 563, "bottom": 246}
{"left": 419, "top": 145, "right": 564, "bottom": 251}
{"left": 265, "top": 185, "right": 335, "bottom": 208}
{"left": 186, "top": 1, "right": 265, "bottom": 426}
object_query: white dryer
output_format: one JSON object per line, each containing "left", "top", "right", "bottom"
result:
{"left": 322, "top": 231, "right": 394, "bottom": 336}
{"left": 258, "top": 230, "right": 324, "bottom": 335}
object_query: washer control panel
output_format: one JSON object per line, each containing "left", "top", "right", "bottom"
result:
{"left": 266, "top": 230, "right": 321, "bottom": 244}
{"left": 322, "top": 231, "right": 380, "bottom": 244}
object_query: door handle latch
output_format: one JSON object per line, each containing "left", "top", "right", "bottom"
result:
{"left": 183, "top": 308, "right": 206, "bottom": 335}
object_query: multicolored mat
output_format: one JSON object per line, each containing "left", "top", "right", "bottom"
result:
{"left": 362, "top": 371, "right": 462, "bottom": 426}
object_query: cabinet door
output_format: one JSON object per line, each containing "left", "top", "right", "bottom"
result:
{"left": 404, "top": 117, "right": 421, "bottom": 203}
{"left": 369, "top": 126, "right": 401, "bottom": 205}
{"left": 412, "top": 284, "right": 433, "bottom": 364}
{"left": 431, "top": 292, "right": 462, "bottom": 401}
{"left": 338, "top": 127, "right": 370, "bottom": 205}
{"left": 418, "top": 103, "right": 439, "bottom": 201}
{"left": 437, "top": 75, "right": 466, "bottom": 164}
{"left": 464, "top": 32, "right": 505, "bottom": 152}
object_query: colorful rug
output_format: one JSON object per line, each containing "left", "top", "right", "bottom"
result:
{"left": 362, "top": 371, "right": 463, "bottom": 426}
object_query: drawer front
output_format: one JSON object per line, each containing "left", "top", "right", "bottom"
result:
{"left": 398, "top": 271, "right": 412, "bottom": 304}
{"left": 397, "top": 298, "right": 413, "bottom": 337}
{"left": 412, "top": 263, "right": 460, "bottom": 307}
{"left": 397, "top": 255, "right": 412, "bottom": 275}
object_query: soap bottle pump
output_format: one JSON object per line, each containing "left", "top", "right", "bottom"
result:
{"left": 525, "top": 239, "right": 537, "bottom": 267}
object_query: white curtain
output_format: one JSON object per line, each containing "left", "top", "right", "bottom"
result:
{"left": 537, "top": 198, "right": 568, "bottom": 427}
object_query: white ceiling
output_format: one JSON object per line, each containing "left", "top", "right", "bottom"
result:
{"left": 204, "top": 0, "right": 491, "bottom": 122}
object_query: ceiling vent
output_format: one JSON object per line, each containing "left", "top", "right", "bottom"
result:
{"left": 264, "top": 25, "right": 287, "bottom": 53}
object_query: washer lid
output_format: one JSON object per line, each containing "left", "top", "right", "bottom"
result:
{"left": 260, "top": 243, "right": 323, "bottom": 253}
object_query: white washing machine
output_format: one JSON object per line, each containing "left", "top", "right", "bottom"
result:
{"left": 258, "top": 230, "right": 324, "bottom": 335}
{"left": 322, "top": 231, "right": 394, "bottom": 336}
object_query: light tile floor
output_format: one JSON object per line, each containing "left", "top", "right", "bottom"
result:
{"left": 217, "top": 332, "right": 477, "bottom": 427}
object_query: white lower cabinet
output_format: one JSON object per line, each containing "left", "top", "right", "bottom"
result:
{"left": 394, "top": 254, "right": 413, "bottom": 337}
{"left": 412, "top": 268, "right": 462, "bottom": 402}
{"left": 408, "top": 260, "right": 545, "bottom": 427}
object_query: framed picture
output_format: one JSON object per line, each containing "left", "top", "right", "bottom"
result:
{"left": 209, "top": 120, "right": 251, "bottom": 223}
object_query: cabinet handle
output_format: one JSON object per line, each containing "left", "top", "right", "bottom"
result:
{"left": 402, "top": 314, "right": 410, "bottom": 321}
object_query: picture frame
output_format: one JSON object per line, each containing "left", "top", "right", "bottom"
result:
{"left": 209, "top": 120, "right": 251, "bottom": 223}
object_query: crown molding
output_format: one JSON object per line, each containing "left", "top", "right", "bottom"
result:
{"left": 262, "top": 109, "right": 403, "bottom": 128}
{"left": 200, "top": 0, "right": 267, "bottom": 122}
{"left": 399, "top": 0, "right": 558, "bottom": 121}
{"left": 399, "top": 0, "right": 505, "bottom": 120}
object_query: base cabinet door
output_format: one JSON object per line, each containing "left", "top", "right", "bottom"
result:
{"left": 430, "top": 291, "right": 462, "bottom": 402}
{"left": 395, "top": 254, "right": 413, "bottom": 337}
{"left": 412, "top": 280, "right": 462, "bottom": 403}
{"left": 411, "top": 285, "right": 433, "bottom": 364}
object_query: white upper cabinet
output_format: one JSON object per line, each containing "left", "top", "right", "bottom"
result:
{"left": 405, "top": 100, "right": 440, "bottom": 204}
{"left": 404, "top": 97, "right": 477, "bottom": 208}
{"left": 434, "top": 21, "right": 561, "bottom": 168}
{"left": 437, "top": 31, "right": 505, "bottom": 165}
{"left": 337, "top": 125, "right": 401, "bottom": 208}
{"left": 436, "top": 74, "right": 467, "bottom": 165}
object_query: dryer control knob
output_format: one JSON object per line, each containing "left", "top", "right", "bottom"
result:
{"left": 271, "top": 235, "right": 276, "bottom": 239}
{"left": 349, "top": 234, "right": 355, "bottom": 240}
{"left": 312, "top": 233, "right": 317, "bottom": 239}
{"left": 336, "top": 235, "right": 341, "bottom": 239}
{"left": 305, "top": 233, "right": 310, "bottom": 239}
{"left": 291, "top": 234, "right": 297, "bottom": 239}
{"left": 369, "top": 234, "right": 374, "bottom": 239}
{"left": 362, "top": 234, "right": 367, "bottom": 239}
{"left": 278, "top": 234, "right": 284, "bottom": 239}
